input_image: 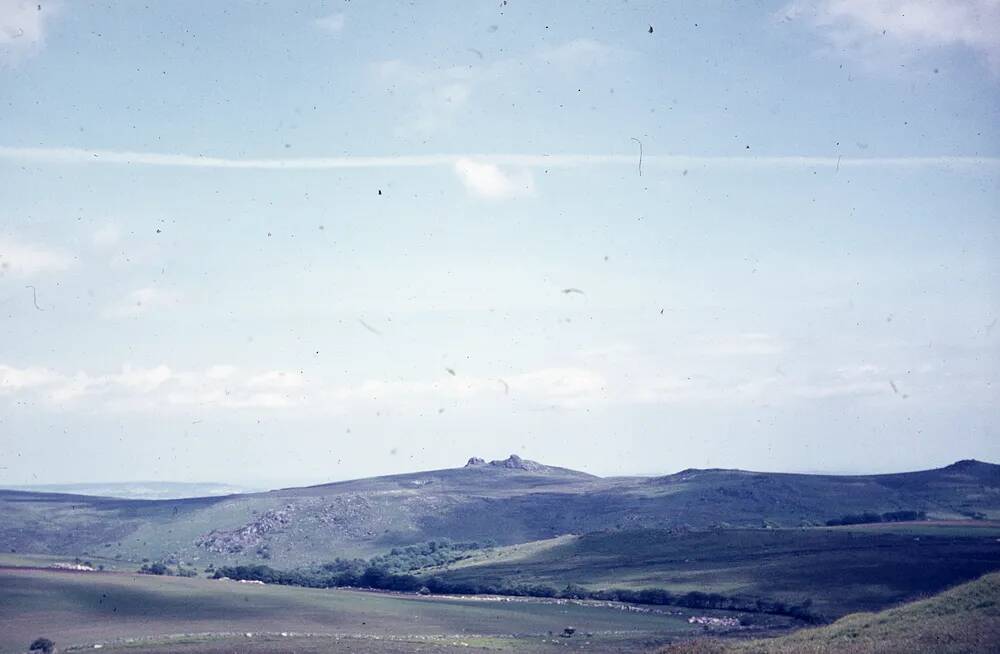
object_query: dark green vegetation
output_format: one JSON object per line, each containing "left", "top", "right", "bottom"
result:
{"left": 28, "top": 638, "right": 54, "bottom": 654}
{"left": 0, "top": 566, "right": 774, "bottom": 654}
{"left": 825, "top": 509, "right": 926, "bottom": 526}
{"left": 138, "top": 561, "right": 198, "bottom": 577}
{"left": 658, "top": 571, "right": 1000, "bottom": 654}
{"left": 370, "top": 539, "right": 496, "bottom": 573}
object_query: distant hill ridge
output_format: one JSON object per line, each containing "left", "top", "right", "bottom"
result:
{"left": 667, "top": 458, "right": 998, "bottom": 480}
{"left": 0, "top": 458, "right": 997, "bottom": 569}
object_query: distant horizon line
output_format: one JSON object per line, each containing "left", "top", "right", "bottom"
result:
{"left": 2, "top": 145, "right": 999, "bottom": 170}
{"left": 1, "top": 457, "right": 993, "bottom": 495}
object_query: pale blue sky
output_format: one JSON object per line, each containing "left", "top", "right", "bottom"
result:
{"left": 0, "top": 1, "right": 998, "bottom": 486}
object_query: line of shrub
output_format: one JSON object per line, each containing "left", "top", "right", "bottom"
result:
{"left": 825, "top": 510, "right": 926, "bottom": 526}
{"left": 212, "top": 561, "right": 822, "bottom": 624}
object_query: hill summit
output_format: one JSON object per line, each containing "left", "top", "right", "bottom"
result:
{"left": 465, "top": 454, "right": 546, "bottom": 471}
{"left": 944, "top": 459, "right": 991, "bottom": 471}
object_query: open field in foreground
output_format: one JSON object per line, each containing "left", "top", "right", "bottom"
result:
{"left": 0, "top": 567, "right": 794, "bottom": 654}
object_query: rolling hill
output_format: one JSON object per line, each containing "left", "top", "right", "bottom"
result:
{"left": 1, "top": 456, "right": 998, "bottom": 569}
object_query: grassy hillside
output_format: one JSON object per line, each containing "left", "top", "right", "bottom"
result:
{"left": 0, "top": 566, "right": 776, "bottom": 654}
{"left": 1, "top": 458, "right": 998, "bottom": 570}
{"left": 658, "top": 571, "right": 1000, "bottom": 654}
{"left": 428, "top": 524, "right": 1000, "bottom": 619}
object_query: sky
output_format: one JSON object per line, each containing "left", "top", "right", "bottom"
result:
{"left": 0, "top": 0, "right": 998, "bottom": 487}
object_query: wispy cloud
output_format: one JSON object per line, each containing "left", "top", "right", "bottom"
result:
{"left": 0, "top": 237, "right": 73, "bottom": 277}
{"left": 0, "top": 363, "right": 607, "bottom": 413}
{"left": 792, "top": 363, "right": 892, "bottom": 400}
{"left": 103, "top": 286, "right": 182, "bottom": 318}
{"left": 694, "top": 333, "right": 786, "bottom": 357}
{"left": 454, "top": 157, "right": 534, "bottom": 200}
{"left": 91, "top": 224, "right": 121, "bottom": 249}
{"left": 372, "top": 59, "right": 480, "bottom": 135}
{"left": 369, "top": 39, "right": 622, "bottom": 135}
{"left": 781, "top": 0, "right": 1000, "bottom": 74}
{"left": 632, "top": 367, "right": 896, "bottom": 406}
{"left": 3, "top": 347, "right": 970, "bottom": 415}
{"left": 0, "top": 363, "right": 307, "bottom": 410}
{"left": 2, "top": 145, "right": 995, "bottom": 170}
{"left": 537, "top": 38, "right": 623, "bottom": 71}
{"left": 0, "top": 0, "right": 58, "bottom": 65}
{"left": 508, "top": 367, "right": 606, "bottom": 408}
{"left": 313, "top": 12, "right": 345, "bottom": 34}
{"left": 329, "top": 366, "right": 608, "bottom": 410}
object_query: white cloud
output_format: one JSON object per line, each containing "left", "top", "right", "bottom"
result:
{"left": 628, "top": 359, "right": 925, "bottom": 406}
{"left": 781, "top": 0, "right": 1000, "bottom": 73}
{"left": 576, "top": 343, "right": 638, "bottom": 362}
{"left": 371, "top": 40, "right": 619, "bottom": 134}
{"left": 537, "top": 38, "right": 621, "bottom": 70}
{"left": 91, "top": 224, "right": 121, "bottom": 248}
{"left": 205, "top": 364, "right": 237, "bottom": 380}
{"left": 0, "top": 361, "right": 610, "bottom": 413}
{"left": 695, "top": 333, "right": 785, "bottom": 357}
{"left": 313, "top": 12, "right": 345, "bottom": 34}
{"left": 0, "top": 237, "right": 73, "bottom": 277}
{"left": 632, "top": 368, "right": 892, "bottom": 405}
{"left": 0, "top": 351, "right": 982, "bottom": 415}
{"left": 324, "top": 367, "right": 606, "bottom": 409}
{"left": 247, "top": 370, "right": 305, "bottom": 390}
{"left": 0, "top": 0, "right": 57, "bottom": 64}
{"left": 373, "top": 59, "right": 480, "bottom": 134}
{"left": 507, "top": 367, "right": 607, "bottom": 408}
{"left": 103, "top": 286, "right": 182, "bottom": 318}
{"left": 0, "top": 364, "right": 62, "bottom": 390}
{"left": 0, "top": 363, "right": 308, "bottom": 411}
{"left": 453, "top": 157, "right": 534, "bottom": 200}
{"left": 792, "top": 363, "right": 890, "bottom": 399}
{"left": 634, "top": 373, "right": 779, "bottom": 405}
{"left": 116, "top": 364, "right": 172, "bottom": 392}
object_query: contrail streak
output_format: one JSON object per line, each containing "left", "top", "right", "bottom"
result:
{"left": 1, "top": 146, "right": 997, "bottom": 171}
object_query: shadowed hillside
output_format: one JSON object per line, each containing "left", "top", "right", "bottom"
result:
{"left": 427, "top": 524, "right": 1000, "bottom": 619}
